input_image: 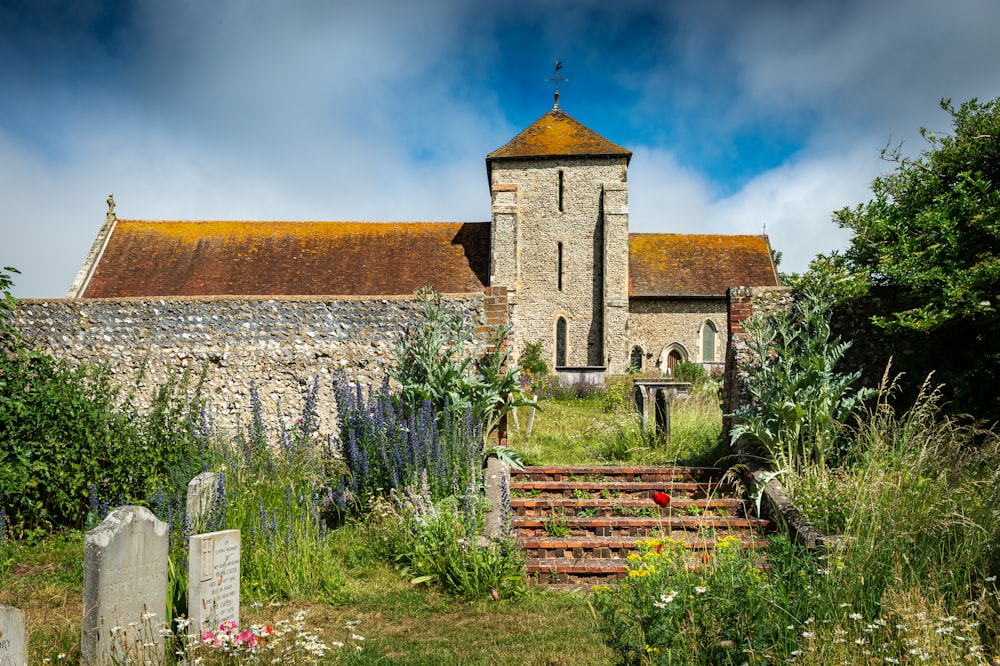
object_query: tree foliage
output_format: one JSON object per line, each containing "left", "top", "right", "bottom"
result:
{"left": 833, "top": 97, "right": 1000, "bottom": 333}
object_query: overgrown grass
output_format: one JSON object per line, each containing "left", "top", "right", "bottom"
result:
{"left": 509, "top": 376, "right": 725, "bottom": 466}
{"left": 788, "top": 378, "right": 1000, "bottom": 647}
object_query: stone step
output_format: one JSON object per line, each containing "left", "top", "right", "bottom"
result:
{"left": 511, "top": 496, "right": 744, "bottom": 518}
{"left": 512, "top": 465, "right": 727, "bottom": 484}
{"left": 527, "top": 558, "right": 629, "bottom": 586}
{"left": 513, "top": 515, "right": 769, "bottom": 539}
{"left": 519, "top": 535, "right": 768, "bottom": 560}
{"left": 510, "top": 480, "right": 738, "bottom": 500}
{"left": 510, "top": 464, "right": 772, "bottom": 587}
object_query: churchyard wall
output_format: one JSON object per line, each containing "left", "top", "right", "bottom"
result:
{"left": 12, "top": 292, "right": 499, "bottom": 438}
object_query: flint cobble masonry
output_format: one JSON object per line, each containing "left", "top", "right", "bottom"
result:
{"left": 13, "top": 293, "right": 490, "bottom": 437}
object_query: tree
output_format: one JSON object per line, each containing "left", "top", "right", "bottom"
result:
{"left": 827, "top": 97, "right": 1000, "bottom": 417}
{"left": 833, "top": 97, "right": 1000, "bottom": 332}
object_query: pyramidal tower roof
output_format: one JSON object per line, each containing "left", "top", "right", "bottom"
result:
{"left": 487, "top": 108, "right": 632, "bottom": 163}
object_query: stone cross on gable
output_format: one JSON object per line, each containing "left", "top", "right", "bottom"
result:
{"left": 546, "top": 60, "right": 568, "bottom": 109}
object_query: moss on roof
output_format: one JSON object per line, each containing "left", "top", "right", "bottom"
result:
{"left": 80, "top": 220, "right": 491, "bottom": 298}
{"left": 629, "top": 234, "right": 780, "bottom": 297}
{"left": 487, "top": 109, "right": 632, "bottom": 161}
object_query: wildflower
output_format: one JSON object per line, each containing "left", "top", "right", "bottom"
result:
{"left": 695, "top": 585, "right": 707, "bottom": 594}
{"left": 849, "top": 613, "right": 863, "bottom": 621}
{"left": 802, "top": 631, "right": 815, "bottom": 639}
{"left": 651, "top": 491, "right": 670, "bottom": 507}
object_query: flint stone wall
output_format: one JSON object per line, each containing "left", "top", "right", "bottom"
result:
{"left": 12, "top": 293, "right": 489, "bottom": 438}
{"left": 629, "top": 297, "right": 726, "bottom": 369}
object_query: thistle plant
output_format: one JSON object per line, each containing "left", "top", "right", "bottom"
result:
{"left": 730, "top": 273, "right": 874, "bottom": 473}
{"left": 390, "top": 289, "right": 530, "bottom": 461}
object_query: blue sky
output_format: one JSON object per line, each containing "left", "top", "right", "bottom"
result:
{"left": 3, "top": 0, "right": 1000, "bottom": 297}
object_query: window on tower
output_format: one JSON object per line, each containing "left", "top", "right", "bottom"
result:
{"left": 558, "top": 170, "right": 565, "bottom": 212}
{"left": 557, "top": 242, "right": 564, "bottom": 291}
{"left": 555, "top": 317, "right": 567, "bottom": 367}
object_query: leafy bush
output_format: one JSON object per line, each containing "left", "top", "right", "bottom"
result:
{"left": 592, "top": 534, "right": 813, "bottom": 664}
{"left": 519, "top": 339, "right": 549, "bottom": 377}
{"left": 212, "top": 379, "right": 347, "bottom": 602}
{"left": 673, "top": 361, "right": 708, "bottom": 386}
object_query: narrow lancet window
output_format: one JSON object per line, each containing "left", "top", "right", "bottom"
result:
{"left": 556, "top": 317, "right": 567, "bottom": 367}
{"left": 557, "top": 242, "right": 564, "bottom": 291}
{"left": 558, "top": 170, "right": 565, "bottom": 212}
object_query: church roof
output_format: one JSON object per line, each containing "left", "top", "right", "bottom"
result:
{"left": 75, "top": 220, "right": 491, "bottom": 298}
{"left": 487, "top": 109, "right": 632, "bottom": 162}
{"left": 628, "top": 234, "right": 780, "bottom": 297}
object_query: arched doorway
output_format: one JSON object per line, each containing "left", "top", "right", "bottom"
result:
{"left": 657, "top": 343, "right": 688, "bottom": 376}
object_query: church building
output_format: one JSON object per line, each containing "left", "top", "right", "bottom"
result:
{"left": 69, "top": 101, "right": 780, "bottom": 378}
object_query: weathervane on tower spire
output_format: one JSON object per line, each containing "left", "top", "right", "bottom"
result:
{"left": 546, "top": 60, "right": 568, "bottom": 109}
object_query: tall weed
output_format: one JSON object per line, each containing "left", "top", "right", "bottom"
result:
{"left": 217, "top": 379, "right": 348, "bottom": 602}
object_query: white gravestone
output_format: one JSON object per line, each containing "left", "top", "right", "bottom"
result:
{"left": 81, "top": 506, "right": 169, "bottom": 665}
{"left": 0, "top": 605, "right": 27, "bottom": 666}
{"left": 188, "top": 530, "right": 241, "bottom": 635}
{"left": 186, "top": 471, "right": 219, "bottom": 533}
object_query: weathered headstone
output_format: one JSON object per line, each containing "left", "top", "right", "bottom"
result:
{"left": 0, "top": 605, "right": 27, "bottom": 666}
{"left": 186, "top": 471, "right": 219, "bottom": 532}
{"left": 82, "top": 506, "right": 168, "bottom": 665}
{"left": 188, "top": 529, "right": 241, "bottom": 635}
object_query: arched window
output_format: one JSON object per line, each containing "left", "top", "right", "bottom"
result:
{"left": 701, "top": 320, "right": 717, "bottom": 362}
{"left": 555, "top": 317, "right": 567, "bottom": 367}
{"left": 630, "top": 346, "right": 643, "bottom": 372}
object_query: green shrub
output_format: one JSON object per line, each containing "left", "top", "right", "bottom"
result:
{"left": 519, "top": 340, "right": 549, "bottom": 377}
{"left": 592, "top": 534, "right": 813, "bottom": 664}
{"left": 673, "top": 361, "right": 708, "bottom": 386}
{"left": 217, "top": 379, "right": 348, "bottom": 602}
{"left": 390, "top": 288, "right": 527, "bottom": 439}
{"left": 376, "top": 477, "right": 526, "bottom": 601}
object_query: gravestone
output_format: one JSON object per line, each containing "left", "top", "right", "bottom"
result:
{"left": 0, "top": 605, "right": 27, "bottom": 666}
{"left": 188, "top": 530, "right": 241, "bottom": 635}
{"left": 186, "top": 471, "right": 219, "bottom": 532}
{"left": 81, "top": 506, "right": 168, "bottom": 665}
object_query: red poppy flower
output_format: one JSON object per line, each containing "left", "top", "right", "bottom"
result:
{"left": 651, "top": 491, "right": 670, "bottom": 507}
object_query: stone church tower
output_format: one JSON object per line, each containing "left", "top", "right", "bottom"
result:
{"left": 487, "top": 104, "right": 632, "bottom": 374}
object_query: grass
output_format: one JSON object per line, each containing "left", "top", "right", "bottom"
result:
{"left": 508, "top": 376, "right": 726, "bottom": 467}
{"left": 0, "top": 527, "right": 613, "bottom": 664}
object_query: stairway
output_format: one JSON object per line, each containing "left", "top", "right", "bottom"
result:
{"left": 510, "top": 465, "right": 772, "bottom": 587}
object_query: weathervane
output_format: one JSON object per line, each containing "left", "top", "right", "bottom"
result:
{"left": 546, "top": 60, "right": 568, "bottom": 109}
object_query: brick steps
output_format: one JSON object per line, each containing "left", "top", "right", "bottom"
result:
{"left": 511, "top": 465, "right": 772, "bottom": 587}
{"left": 512, "top": 496, "right": 744, "bottom": 518}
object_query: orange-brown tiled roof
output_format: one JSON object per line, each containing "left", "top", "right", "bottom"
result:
{"left": 79, "top": 220, "right": 491, "bottom": 298}
{"left": 629, "top": 234, "right": 780, "bottom": 297}
{"left": 487, "top": 109, "right": 632, "bottom": 162}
